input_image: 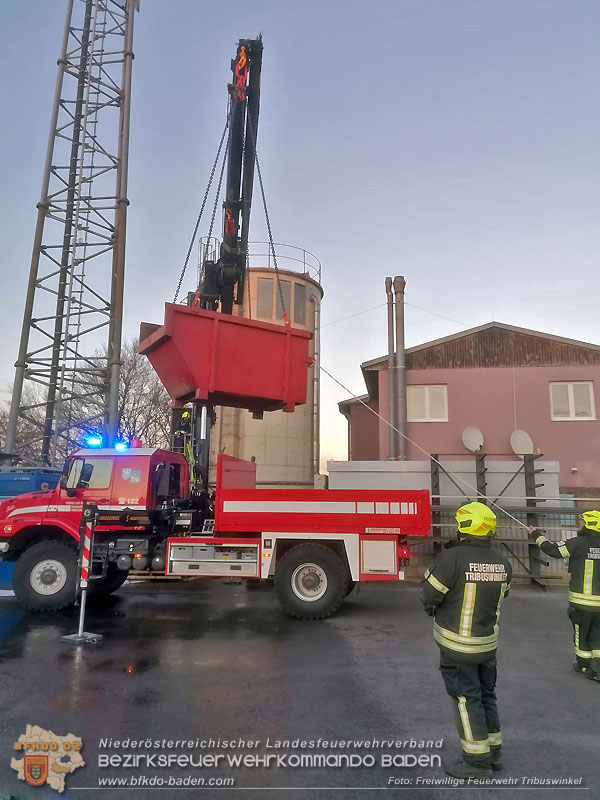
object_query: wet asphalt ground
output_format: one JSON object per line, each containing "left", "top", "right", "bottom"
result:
{"left": 0, "top": 579, "right": 598, "bottom": 800}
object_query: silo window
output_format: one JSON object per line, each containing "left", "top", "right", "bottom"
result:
{"left": 294, "top": 284, "right": 306, "bottom": 325}
{"left": 257, "top": 277, "right": 273, "bottom": 319}
{"left": 276, "top": 280, "right": 292, "bottom": 321}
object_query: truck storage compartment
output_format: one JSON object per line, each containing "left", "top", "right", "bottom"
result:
{"left": 166, "top": 538, "right": 260, "bottom": 578}
{"left": 139, "top": 304, "right": 312, "bottom": 413}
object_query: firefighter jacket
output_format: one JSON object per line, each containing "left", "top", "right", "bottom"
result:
{"left": 530, "top": 528, "right": 600, "bottom": 612}
{"left": 422, "top": 538, "right": 512, "bottom": 662}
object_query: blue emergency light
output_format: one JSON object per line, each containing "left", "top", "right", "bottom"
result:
{"left": 86, "top": 435, "right": 103, "bottom": 447}
{"left": 115, "top": 442, "right": 128, "bottom": 451}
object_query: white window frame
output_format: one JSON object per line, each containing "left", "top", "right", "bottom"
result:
{"left": 407, "top": 384, "right": 448, "bottom": 423}
{"left": 549, "top": 381, "right": 596, "bottom": 421}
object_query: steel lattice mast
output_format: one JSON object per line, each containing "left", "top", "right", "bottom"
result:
{"left": 4, "top": 0, "right": 137, "bottom": 466}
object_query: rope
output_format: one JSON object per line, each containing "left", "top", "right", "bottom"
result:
{"left": 253, "top": 150, "right": 289, "bottom": 325}
{"left": 320, "top": 364, "right": 529, "bottom": 529}
{"left": 245, "top": 112, "right": 289, "bottom": 324}
{"left": 173, "top": 118, "right": 229, "bottom": 303}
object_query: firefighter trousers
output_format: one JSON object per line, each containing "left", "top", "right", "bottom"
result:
{"left": 569, "top": 606, "right": 600, "bottom": 677}
{"left": 439, "top": 652, "right": 501, "bottom": 766}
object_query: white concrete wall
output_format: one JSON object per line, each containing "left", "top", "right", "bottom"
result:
{"left": 327, "top": 459, "right": 561, "bottom": 506}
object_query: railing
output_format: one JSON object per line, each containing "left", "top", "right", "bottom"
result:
{"left": 410, "top": 503, "right": 581, "bottom": 585}
{"left": 197, "top": 238, "right": 322, "bottom": 285}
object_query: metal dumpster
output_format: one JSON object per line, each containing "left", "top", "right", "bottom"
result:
{"left": 139, "top": 304, "right": 312, "bottom": 413}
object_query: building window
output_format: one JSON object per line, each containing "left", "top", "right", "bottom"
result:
{"left": 550, "top": 382, "right": 595, "bottom": 420}
{"left": 407, "top": 385, "right": 448, "bottom": 422}
{"left": 294, "top": 283, "right": 306, "bottom": 325}
{"left": 257, "top": 277, "right": 273, "bottom": 319}
{"left": 275, "top": 280, "right": 291, "bottom": 321}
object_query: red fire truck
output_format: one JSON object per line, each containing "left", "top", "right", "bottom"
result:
{"left": 0, "top": 448, "right": 430, "bottom": 618}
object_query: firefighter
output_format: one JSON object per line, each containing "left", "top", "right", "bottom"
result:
{"left": 528, "top": 510, "right": 600, "bottom": 682}
{"left": 422, "top": 502, "right": 512, "bottom": 779}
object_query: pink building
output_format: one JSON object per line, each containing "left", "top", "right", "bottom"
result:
{"left": 339, "top": 322, "right": 600, "bottom": 495}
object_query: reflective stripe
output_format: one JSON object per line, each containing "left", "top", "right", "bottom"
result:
{"left": 460, "top": 583, "right": 476, "bottom": 637}
{"left": 574, "top": 624, "right": 592, "bottom": 659}
{"left": 425, "top": 571, "right": 449, "bottom": 595}
{"left": 434, "top": 621, "right": 497, "bottom": 646}
{"left": 592, "top": 649, "right": 600, "bottom": 658}
{"left": 457, "top": 696, "right": 473, "bottom": 741}
{"left": 495, "top": 582, "right": 507, "bottom": 626}
{"left": 488, "top": 731, "right": 502, "bottom": 747}
{"left": 583, "top": 560, "right": 594, "bottom": 596}
{"left": 460, "top": 738, "right": 490, "bottom": 755}
{"left": 433, "top": 628, "right": 497, "bottom": 654}
{"left": 536, "top": 534, "right": 569, "bottom": 558}
{"left": 569, "top": 591, "right": 600, "bottom": 608}
{"left": 7, "top": 506, "right": 51, "bottom": 518}
{"left": 223, "top": 500, "right": 357, "bottom": 514}
{"left": 222, "top": 500, "right": 419, "bottom": 515}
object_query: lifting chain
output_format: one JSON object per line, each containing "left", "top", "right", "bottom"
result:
{"left": 246, "top": 113, "right": 290, "bottom": 325}
{"left": 173, "top": 116, "right": 230, "bottom": 303}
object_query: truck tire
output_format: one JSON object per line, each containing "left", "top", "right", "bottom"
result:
{"left": 274, "top": 543, "right": 349, "bottom": 620}
{"left": 88, "top": 566, "right": 129, "bottom": 597}
{"left": 346, "top": 580, "right": 356, "bottom": 596}
{"left": 12, "top": 540, "right": 77, "bottom": 612}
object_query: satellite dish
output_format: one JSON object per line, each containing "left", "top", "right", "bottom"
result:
{"left": 510, "top": 429, "right": 534, "bottom": 457}
{"left": 462, "top": 426, "right": 484, "bottom": 453}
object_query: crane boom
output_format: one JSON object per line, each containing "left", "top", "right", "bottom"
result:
{"left": 200, "top": 36, "right": 263, "bottom": 314}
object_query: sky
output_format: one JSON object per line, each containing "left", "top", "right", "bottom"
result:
{"left": 0, "top": 0, "right": 599, "bottom": 465}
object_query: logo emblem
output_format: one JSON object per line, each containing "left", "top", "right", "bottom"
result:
{"left": 25, "top": 755, "right": 48, "bottom": 787}
{"left": 121, "top": 467, "right": 132, "bottom": 481}
{"left": 11, "top": 725, "right": 85, "bottom": 792}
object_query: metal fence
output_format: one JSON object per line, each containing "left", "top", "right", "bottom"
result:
{"left": 409, "top": 502, "right": 581, "bottom": 586}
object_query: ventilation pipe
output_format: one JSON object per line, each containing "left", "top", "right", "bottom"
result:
{"left": 385, "top": 278, "right": 397, "bottom": 460}
{"left": 394, "top": 276, "right": 407, "bottom": 460}
{"left": 311, "top": 294, "right": 321, "bottom": 477}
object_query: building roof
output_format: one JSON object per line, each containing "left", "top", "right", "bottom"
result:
{"left": 338, "top": 394, "right": 369, "bottom": 415}
{"left": 362, "top": 321, "right": 600, "bottom": 370}
{"left": 342, "top": 321, "right": 600, "bottom": 407}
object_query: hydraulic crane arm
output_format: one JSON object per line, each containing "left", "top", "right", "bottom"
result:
{"left": 200, "top": 36, "right": 263, "bottom": 315}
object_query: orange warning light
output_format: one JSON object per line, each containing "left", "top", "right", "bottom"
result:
{"left": 235, "top": 45, "right": 248, "bottom": 101}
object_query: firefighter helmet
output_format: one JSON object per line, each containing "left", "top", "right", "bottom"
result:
{"left": 456, "top": 502, "right": 497, "bottom": 537}
{"left": 581, "top": 510, "right": 600, "bottom": 531}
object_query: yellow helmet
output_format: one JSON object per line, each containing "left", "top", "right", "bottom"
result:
{"left": 582, "top": 510, "right": 600, "bottom": 531}
{"left": 456, "top": 501, "right": 497, "bottom": 537}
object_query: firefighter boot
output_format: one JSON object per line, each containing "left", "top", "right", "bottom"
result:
{"left": 490, "top": 746, "right": 503, "bottom": 771}
{"left": 572, "top": 660, "right": 587, "bottom": 674}
{"left": 586, "top": 658, "right": 600, "bottom": 683}
{"left": 444, "top": 755, "right": 492, "bottom": 779}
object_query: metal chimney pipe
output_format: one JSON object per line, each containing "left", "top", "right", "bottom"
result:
{"left": 310, "top": 293, "right": 321, "bottom": 477}
{"left": 385, "top": 277, "right": 397, "bottom": 460}
{"left": 394, "top": 276, "right": 407, "bottom": 460}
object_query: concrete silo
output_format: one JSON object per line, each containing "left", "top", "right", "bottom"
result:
{"left": 207, "top": 243, "right": 323, "bottom": 487}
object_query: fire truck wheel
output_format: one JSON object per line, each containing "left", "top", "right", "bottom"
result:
{"left": 274, "top": 543, "right": 349, "bottom": 620}
{"left": 88, "top": 566, "right": 129, "bottom": 597}
{"left": 346, "top": 580, "right": 356, "bottom": 596}
{"left": 13, "top": 540, "right": 78, "bottom": 611}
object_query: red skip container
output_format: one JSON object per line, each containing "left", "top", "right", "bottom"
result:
{"left": 139, "top": 304, "right": 312, "bottom": 413}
